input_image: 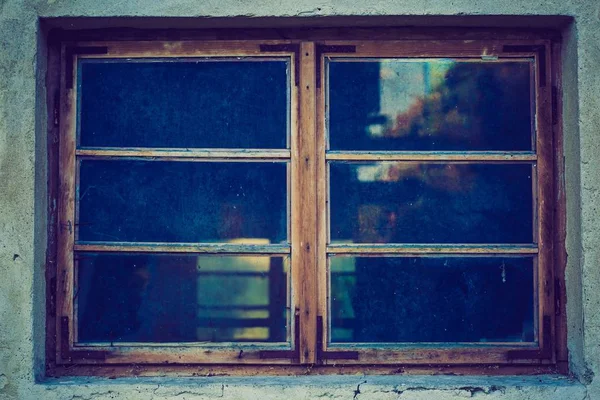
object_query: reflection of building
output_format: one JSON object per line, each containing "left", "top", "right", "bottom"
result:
{"left": 196, "top": 239, "right": 288, "bottom": 343}
{"left": 78, "top": 239, "right": 288, "bottom": 344}
{"left": 77, "top": 159, "right": 288, "bottom": 344}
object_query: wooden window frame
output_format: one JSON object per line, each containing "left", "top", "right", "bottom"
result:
{"left": 45, "top": 27, "right": 566, "bottom": 377}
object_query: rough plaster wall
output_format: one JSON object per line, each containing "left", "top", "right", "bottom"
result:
{"left": 0, "top": 0, "right": 600, "bottom": 398}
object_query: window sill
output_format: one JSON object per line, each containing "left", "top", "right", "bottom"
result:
{"left": 39, "top": 374, "right": 586, "bottom": 399}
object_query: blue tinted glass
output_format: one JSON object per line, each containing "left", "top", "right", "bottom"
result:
{"left": 330, "top": 256, "right": 534, "bottom": 343}
{"left": 79, "top": 60, "right": 288, "bottom": 148}
{"left": 78, "top": 160, "right": 287, "bottom": 243}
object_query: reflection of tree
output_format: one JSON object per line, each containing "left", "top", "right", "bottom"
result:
{"left": 329, "top": 61, "right": 532, "bottom": 151}
{"left": 384, "top": 62, "right": 532, "bottom": 150}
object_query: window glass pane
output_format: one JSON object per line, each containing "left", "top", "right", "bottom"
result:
{"left": 78, "top": 160, "right": 287, "bottom": 243}
{"left": 77, "top": 254, "right": 290, "bottom": 343}
{"left": 330, "top": 162, "right": 533, "bottom": 244}
{"left": 79, "top": 59, "right": 288, "bottom": 148}
{"left": 328, "top": 59, "right": 533, "bottom": 151}
{"left": 329, "top": 256, "right": 534, "bottom": 344}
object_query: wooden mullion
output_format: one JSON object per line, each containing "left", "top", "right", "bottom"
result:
{"left": 326, "top": 151, "right": 537, "bottom": 162}
{"left": 74, "top": 242, "right": 290, "bottom": 255}
{"left": 76, "top": 148, "right": 291, "bottom": 161}
{"left": 292, "top": 42, "right": 318, "bottom": 364}
{"left": 327, "top": 244, "right": 538, "bottom": 255}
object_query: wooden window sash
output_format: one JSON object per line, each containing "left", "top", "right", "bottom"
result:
{"left": 315, "top": 40, "right": 556, "bottom": 365}
{"left": 53, "top": 37, "right": 559, "bottom": 369}
{"left": 56, "top": 40, "right": 302, "bottom": 365}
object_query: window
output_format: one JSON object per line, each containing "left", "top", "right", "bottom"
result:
{"left": 48, "top": 31, "right": 564, "bottom": 374}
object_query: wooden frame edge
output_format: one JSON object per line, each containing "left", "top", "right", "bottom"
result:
{"left": 45, "top": 28, "right": 567, "bottom": 376}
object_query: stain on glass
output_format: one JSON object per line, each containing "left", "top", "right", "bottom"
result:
{"left": 76, "top": 254, "right": 290, "bottom": 343}
{"left": 329, "top": 256, "right": 534, "bottom": 343}
{"left": 328, "top": 59, "right": 533, "bottom": 151}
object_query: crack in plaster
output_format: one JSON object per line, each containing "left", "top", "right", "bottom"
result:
{"left": 457, "top": 385, "right": 507, "bottom": 397}
{"left": 373, "top": 384, "right": 508, "bottom": 398}
{"left": 295, "top": 7, "right": 324, "bottom": 16}
{"left": 147, "top": 383, "right": 225, "bottom": 399}
{"left": 69, "top": 391, "right": 116, "bottom": 400}
{"left": 353, "top": 380, "right": 367, "bottom": 399}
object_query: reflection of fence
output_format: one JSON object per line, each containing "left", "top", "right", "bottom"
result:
{"left": 195, "top": 257, "right": 287, "bottom": 342}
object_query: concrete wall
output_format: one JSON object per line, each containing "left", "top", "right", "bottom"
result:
{"left": 1, "top": 0, "right": 599, "bottom": 398}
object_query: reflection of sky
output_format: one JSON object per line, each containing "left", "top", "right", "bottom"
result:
{"left": 377, "top": 60, "right": 453, "bottom": 124}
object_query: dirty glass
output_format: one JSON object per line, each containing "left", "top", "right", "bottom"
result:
{"left": 78, "top": 160, "right": 287, "bottom": 243}
{"left": 328, "top": 59, "right": 533, "bottom": 151}
{"left": 329, "top": 162, "right": 533, "bottom": 244}
{"left": 329, "top": 256, "right": 534, "bottom": 343}
{"left": 78, "top": 59, "right": 289, "bottom": 148}
{"left": 76, "top": 254, "right": 290, "bottom": 343}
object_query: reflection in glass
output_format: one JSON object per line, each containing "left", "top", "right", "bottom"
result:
{"left": 330, "top": 256, "right": 534, "bottom": 343}
{"left": 328, "top": 59, "right": 533, "bottom": 150}
{"left": 79, "top": 59, "right": 288, "bottom": 148}
{"left": 77, "top": 253, "right": 290, "bottom": 343}
{"left": 330, "top": 162, "right": 533, "bottom": 244}
{"left": 78, "top": 160, "right": 287, "bottom": 243}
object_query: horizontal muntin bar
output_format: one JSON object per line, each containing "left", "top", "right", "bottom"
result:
{"left": 326, "top": 341, "right": 537, "bottom": 349}
{"left": 326, "top": 151, "right": 537, "bottom": 162}
{"left": 76, "top": 147, "right": 291, "bottom": 160}
{"left": 327, "top": 244, "right": 538, "bottom": 255}
{"left": 328, "top": 57, "right": 535, "bottom": 63}
{"left": 75, "top": 242, "right": 290, "bottom": 254}
{"left": 75, "top": 341, "right": 291, "bottom": 348}
{"left": 79, "top": 55, "right": 292, "bottom": 63}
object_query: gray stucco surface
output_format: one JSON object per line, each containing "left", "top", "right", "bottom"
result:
{"left": 1, "top": 0, "right": 599, "bottom": 398}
